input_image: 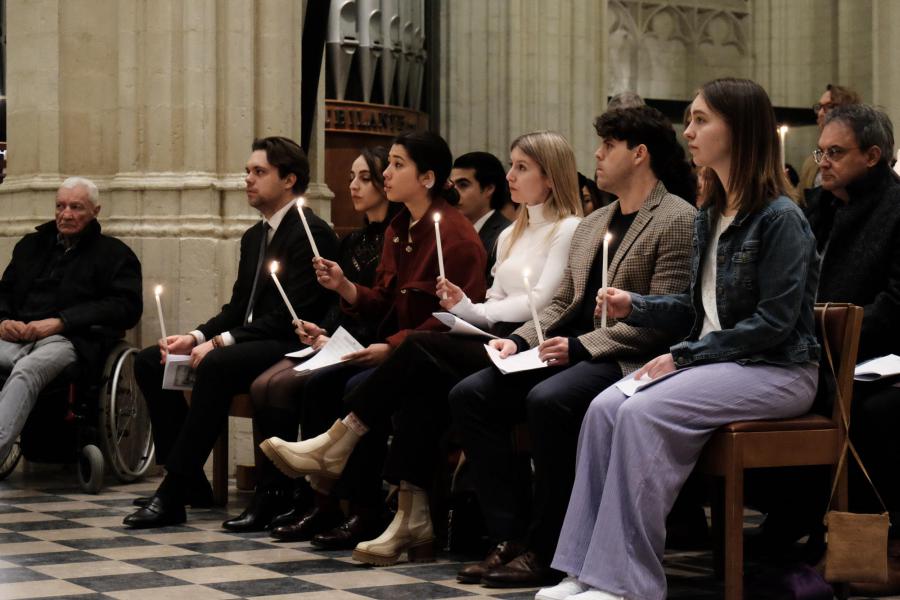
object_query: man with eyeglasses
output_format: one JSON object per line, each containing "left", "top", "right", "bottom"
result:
{"left": 800, "top": 105, "right": 900, "bottom": 578}
{"left": 798, "top": 84, "right": 862, "bottom": 194}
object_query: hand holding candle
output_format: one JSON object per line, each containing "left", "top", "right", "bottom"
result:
{"left": 601, "top": 232, "right": 611, "bottom": 329}
{"left": 154, "top": 285, "right": 168, "bottom": 346}
{"left": 433, "top": 212, "right": 447, "bottom": 299}
{"left": 269, "top": 261, "right": 301, "bottom": 322}
{"left": 296, "top": 197, "right": 321, "bottom": 258}
{"left": 522, "top": 268, "right": 545, "bottom": 345}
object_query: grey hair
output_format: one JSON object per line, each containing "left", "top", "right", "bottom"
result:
{"left": 59, "top": 177, "right": 100, "bottom": 205}
{"left": 606, "top": 91, "right": 645, "bottom": 111}
{"left": 824, "top": 104, "right": 895, "bottom": 167}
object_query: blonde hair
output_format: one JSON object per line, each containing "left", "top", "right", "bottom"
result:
{"left": 499, "top": 131, "right": 583, "bottom": 261}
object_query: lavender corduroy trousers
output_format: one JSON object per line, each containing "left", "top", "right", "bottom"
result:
{"left": 551, "top": 361, "right": 818, "bottom": 600}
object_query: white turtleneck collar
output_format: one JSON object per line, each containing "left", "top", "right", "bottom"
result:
{"left": 525, "top": 202, "right": 549, "bottom": 225}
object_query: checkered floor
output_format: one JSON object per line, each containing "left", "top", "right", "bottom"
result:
{"left": 0, "top": 467, "right": 892, "bottom": 599}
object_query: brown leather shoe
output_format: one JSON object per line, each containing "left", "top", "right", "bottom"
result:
{"left": 481, "top": 550, "right": 563, "bottom": 588}
{"left": 457, "top": 540, "right": 525, "bottom": 583}
{"left": 269, "top": 505, "right": 344, "bottom": 542}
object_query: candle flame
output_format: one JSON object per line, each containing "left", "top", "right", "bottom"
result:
{"left": 154, "top": 285, "right": 163, "bottom": 296}
{"left": 522, "top": 267, "right": 531, "bottom": 278}
{"left": 269, "top": 261, "right": 279, "bottom": 274}
{"left": 297, "top": 197, "right": 306, "bottom": 207}
{"left": 604, "top": 233, "right": 612, "bottom": 243}
{"left": 432, "top": 212, "right": 441, "bottom": 223}
{"left": 778, "top": 125, "right": 789, "bottom": 135}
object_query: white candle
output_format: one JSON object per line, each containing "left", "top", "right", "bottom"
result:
{"left": 269, "top": 261, "right": 300, "bottom": 322}
{"left": 778, "top": 125, "right": 788, "bottom": 171}
{"left": 601, "top": 232, "right": 611, "bottom": 329}
{"left": 296, "top": 197, "right": 321, "bottom": 258}
{"left": 154, "top": 285, "right": 168, "bottom": 343}
{"left": 523, "top": 269, "right": 545, "bottom": 345}
{"left": 433, "top": 212, "right": 447, "bottom": 299}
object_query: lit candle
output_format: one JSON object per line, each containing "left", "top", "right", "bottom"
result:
{"left": 778, "top": 125, "right": 789, "bottom": 171}
{"left": 433, "top": 212, "right": 447, "bottom": 299}
{"left": 154, "top": 285, "right": 168, "bottom": 344}
{"left": 295, "top": 197, "right": 321, "bottom": 258}
{"left": 601, "top": 232, "right": 611, "bottom": 329}
{"left": 269, "top": 261, "right": 300, "bottom": 322}
{"left": 522, "top": 269, "right": 545, "bottom": 345}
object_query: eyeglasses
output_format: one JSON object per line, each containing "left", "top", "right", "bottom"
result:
{"left": 813, "top": 102, "right": 836, "bottom": 114}
{"left": 813, "top": 146, "right": 859, "bottom": 164}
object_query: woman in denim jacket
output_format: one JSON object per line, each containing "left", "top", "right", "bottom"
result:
{"left": 538, "top": 78, "right": 820, "bottom": 600}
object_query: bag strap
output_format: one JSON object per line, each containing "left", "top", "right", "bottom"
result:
{"left": 820, "top": 303, "right": 890, "bottom": 515}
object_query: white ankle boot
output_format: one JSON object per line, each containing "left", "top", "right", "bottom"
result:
{"left": 260, "top": 420, "right": 359, "bottom": 479}
{"left": 352, "top": 481, "right": 434, "bottom": 566}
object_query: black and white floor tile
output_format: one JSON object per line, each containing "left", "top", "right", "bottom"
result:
{"left": 0, "top": 469, "right": 893, "bottom": 599}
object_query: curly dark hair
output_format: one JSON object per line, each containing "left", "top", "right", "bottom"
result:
{"left": 594, "top": 106, "right": 697, "bottom": 204}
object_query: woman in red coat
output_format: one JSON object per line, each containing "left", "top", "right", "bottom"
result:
{"left": 262, "top": 131, "right": 487, "bottom": 546}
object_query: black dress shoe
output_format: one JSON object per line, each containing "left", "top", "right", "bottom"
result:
{"left": 123, "top": 496, "right": 186, "bottom": 529}
{"left": 311, "top": 512, "right": 386, "bottom": 550}
{"left": 481, "top": 551, "right": 562, "bottom": 588}
{"left": 268, "top": 506, "right": 304, "bottom": 531}
{"left": 132, "top": 474, "right": 214, "bottom": 509}
{"left": 270, "top": 506, "right": 345, "bottom": 542}
{"left": 457, "top": 540, "right": 525, "bottom": 583}
{"left": 222, "top": 488, "right": 291, "bottom": 533}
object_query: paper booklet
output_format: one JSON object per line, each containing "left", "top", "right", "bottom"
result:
{"left": 162, "top": 354, "right": 195, "bottom": 390}
{"left": 854, "top": 354, "right": 900, "bottom": 381}
{"left": 293, "top": 326, "right": 364, "bottom": 374}
{"left": 614, "top": 368, "right": 687, "bottom": 397}
{"left": 433, "top": 312, "right": 498, "bottom": 339}
{"left": 484, "top": 344, "right": 548, "bottom": 374}
{"left": 285, "top": 346, "right": 317, "bottom": 359}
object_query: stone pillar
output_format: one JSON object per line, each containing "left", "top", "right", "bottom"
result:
{"left": 0, "top": 0, "right": 321, "bottom": 343}
{"left": 873, "top": 0, "right": 900, "bottom": 127}
{"left": 439, "top": 0, "right": 606, "bottom": 175}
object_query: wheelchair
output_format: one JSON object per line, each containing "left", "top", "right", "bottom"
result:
{"left": 0, "top": 333, "right": 155, "bottom": 493}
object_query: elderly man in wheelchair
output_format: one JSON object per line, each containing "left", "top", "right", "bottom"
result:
{"left": 0, "top": 177, "right": 143, "bottom": 485}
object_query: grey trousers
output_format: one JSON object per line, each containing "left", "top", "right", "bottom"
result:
{"left": 551, "top": 361, "right": 818, "bottom": 600}
{"left": 0, "top": 335, "right": 78, "bottom": 459}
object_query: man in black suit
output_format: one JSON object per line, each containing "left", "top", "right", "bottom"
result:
{"left": 451, "top": 152, "right": 512, "bottom": 285}
{"left": 124, "top": 136, "right": 338, "bottom": 529}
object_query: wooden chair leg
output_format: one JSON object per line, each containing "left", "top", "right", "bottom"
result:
{"left": 710, "top": 477, "right": 725, "bottom": 580}
{"left": 723, "top": 462, "right": 744, "bottom": 600}
{"left": 212, "top": 431, "right": 228, "bottom": 506}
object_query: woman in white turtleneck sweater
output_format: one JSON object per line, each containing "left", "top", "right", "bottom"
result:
{"left": 262, "top": 131, "right": 582, "bottom": 567}
{"left": 445, "top": 200, "right": 579, "bottom": 332}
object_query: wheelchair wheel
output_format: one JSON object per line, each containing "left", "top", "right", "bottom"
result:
{"left": 0, "top": 438, "right": 22, "bottom": 481}
{"left": 77, "top": 444, "right": 104, "bottom": 494}
{"left": 98, "top": 343, "right": 154, "bottom": 482}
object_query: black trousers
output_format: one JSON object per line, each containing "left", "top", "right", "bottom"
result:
{"left": 135, "top": 340, "right": 296, "bottom": 480}
{"left": 344, "top": 332, "right": 491, "bottom": 490}
{"left": 851, "top": 379, "right": 900, "bottom": 514}
{"left": 448, "top": 358, "right": 622, "bottom": 561}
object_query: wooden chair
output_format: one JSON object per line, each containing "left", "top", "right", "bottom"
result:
{"left": 211, "top": 393, "right": 259, "bottom": 506}
{"left": 697, "top": 303, "right": 864, "bottom": 600}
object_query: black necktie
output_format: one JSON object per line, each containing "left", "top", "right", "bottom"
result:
{"left": 244, "top": 222, "right": 271, "bottom": 324}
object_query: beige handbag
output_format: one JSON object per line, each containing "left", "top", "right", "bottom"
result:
{"left": 820, "top": 304, "right": 890, "bottom": 584}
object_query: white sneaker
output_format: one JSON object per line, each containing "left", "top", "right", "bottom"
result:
{"left": 567, "top": 588, "right": 625, "bottom": 600}
{"left": 535, "top": 576, "right": 588, "bottom": 600}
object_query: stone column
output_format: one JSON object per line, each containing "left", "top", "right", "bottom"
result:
{"left": 439, "top": 0, "right": 606, "bottom": 175}
{"left": 0, "top": 0, "right": 321, "bottom": 343}
{"left": 873, "top": 0, "right": 900, "bottom": 127}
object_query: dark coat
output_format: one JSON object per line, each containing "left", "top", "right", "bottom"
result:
{"left": 346, "top": 197, "right": 487, "bottom": 347}
{"left": 805, "top": 163, "right": 900, "bottom": 361}
{"left": 196, "top": 204, "right": 339, "bottom": 343}
{"left": 478, "top": 210, "right": 511, "bottom": 286}
{"left": 0, "top": 219, "right": 143, "bottom": 372}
